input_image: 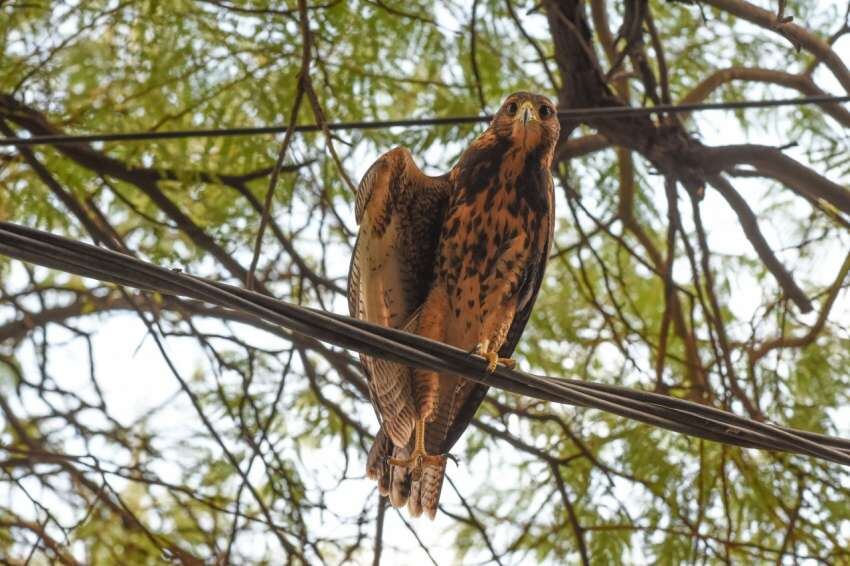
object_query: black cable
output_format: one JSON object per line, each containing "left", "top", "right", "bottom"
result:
{"left": 1, "top": 221, "right": 849, "bottom": 466}
{"left": 1, "top": 95, "right": 848, "bottom": 147}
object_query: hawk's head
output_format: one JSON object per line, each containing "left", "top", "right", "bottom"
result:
{"left": 490, "top": 92, "right": 560, "bottom": 158}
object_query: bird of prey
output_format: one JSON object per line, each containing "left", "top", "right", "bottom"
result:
{"left": 348, "top": 92, "right": 559, "bottom": 518}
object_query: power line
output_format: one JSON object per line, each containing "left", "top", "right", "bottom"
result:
{"left": 2, "top": 94, "right": 848, "bottom": 147}
{"left": 1, "top": 221, "right": 849, "bottom": 466}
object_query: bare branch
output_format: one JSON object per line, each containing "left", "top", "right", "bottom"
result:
{"left": 680, "top": 67, "right": 850, "bottom": 127}
{"left": 700, "top": 144, "right": 850, "bottom": 216}
{"left": 750, "top": 250, "right": 850, "bottom": 363}
{"left": 700, "top": 0, "right": 850, "bottom": 94}
{"left": 707, "top": 174, "right": 813, "bottom": 312}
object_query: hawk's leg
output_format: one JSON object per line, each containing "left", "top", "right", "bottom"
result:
{"left": 387, "top": 285, "right": 449, "bottom": 479}
{"left": 387, "top": 416, "right": 446, "bottom": 480}
{"left": 412, "top": 285, "right": 449, "bottom": 420}
{"left": 473, "top": 340, "right": 515, "bottom": 373}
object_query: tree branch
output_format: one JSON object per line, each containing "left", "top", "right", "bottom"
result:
{"left": 700, "top": 0, "right": 850, "bottom": 95}
{"left": 0, "top": 93, "right": 263, "bottom": 291}
{"left": 680, "top": 66, "right": 850, "bottom": 127}
{"left": 750, "top": 250, "right": 850, "bottom": 363}
{"left": 700, "top": 144, "right": 850, "bottom": 216}
{"left": 706, "top": 174, "right": 812, "bottom": 312}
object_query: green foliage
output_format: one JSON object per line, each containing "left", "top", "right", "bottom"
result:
{"left": 1, "top": 0, "right": 849, "bottom": 564}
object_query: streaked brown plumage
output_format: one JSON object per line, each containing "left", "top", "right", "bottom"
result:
{"left": 348, "top": 92, "right": 559, "bottom": 518}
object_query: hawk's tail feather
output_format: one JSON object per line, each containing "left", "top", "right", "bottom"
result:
{"left": 390, "top": 455, "right": 413, "bottom": 508}
{"left": 366, "top": 429, "right": 392, "bottom": 494}
{"left": 368, "top": 357, "right": 417, "bottom": 447}
{"left": 407, "top": 456, "right": 446, "bottom": 519}
{"left": 363, "top": 308, "right": 423, "bottom": 448}
{"left": 366, "top": 429, "right": 446, "bottom": 519}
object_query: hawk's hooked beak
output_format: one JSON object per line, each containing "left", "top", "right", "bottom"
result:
{"left": 519, "top": 100, "right": 536, "bottom": 124}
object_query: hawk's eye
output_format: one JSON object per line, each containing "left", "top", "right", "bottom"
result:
{"left": 539, "top": 105, "right": 553, "bottom": 118}
{"left": 506, "top": 102, "right": 518, "bottom": 115}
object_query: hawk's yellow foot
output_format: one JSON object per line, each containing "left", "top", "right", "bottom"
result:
{"left": 387, "top": 416, "right": 446, "bottom": 481}
{"left": 472, "top": 343, "right": 516, "bottom": 373}
{"left": 482, "top": 351, "right": 515, "bottom": 373}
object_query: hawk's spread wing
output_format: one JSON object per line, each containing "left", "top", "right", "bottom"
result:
{"left": 348, "top": 146, "right": 450, "bottom": 447}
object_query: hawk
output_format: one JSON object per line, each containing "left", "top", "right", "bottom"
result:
{"left": 348, "top": 92, "right": 559, "bottom": 518}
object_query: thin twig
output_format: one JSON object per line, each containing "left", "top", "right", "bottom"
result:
{"left": 245, "top": 0, "right": 311, "bottom": 290}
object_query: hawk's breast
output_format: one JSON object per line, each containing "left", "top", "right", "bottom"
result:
{"left": 435, "top": 141, "right": 550, "bottom": 341}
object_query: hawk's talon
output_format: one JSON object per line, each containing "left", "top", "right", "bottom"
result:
{"left": 386, "top": 416, "right": 445, "bottom": 479}
{"left": 387, "top": 450, "right": 446, "bottom": 480}
{"left": 387, "top": 452, "right": 445, "bottom": 468}
{"left": 482, "top": 351, "right": 515, "bottom": 373}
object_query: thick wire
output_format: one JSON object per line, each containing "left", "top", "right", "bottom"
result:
{"left": 1, "top": 95, "right": 848, "bottom": 147}
{"left": 1, "top": 221, "right": 849, "bottom": 466}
